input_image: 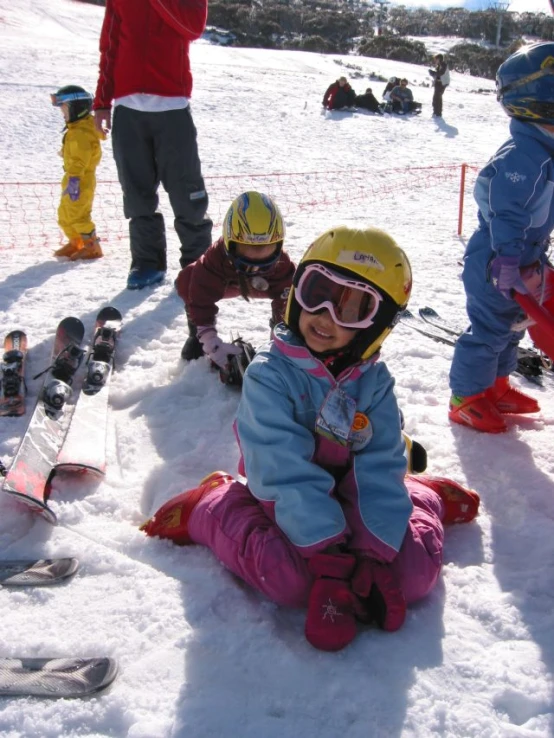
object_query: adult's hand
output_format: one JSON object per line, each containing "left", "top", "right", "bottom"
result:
{"left": 94, "top": 109, "right": 112, "bottom": 134}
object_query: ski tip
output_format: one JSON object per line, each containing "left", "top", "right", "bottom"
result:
{"left": 0, "top": 557, "right": 79, "bottom": 586}
{"left": 2, "top": 489, "right": 58, "bottom": 526}
{"left": 97, "top": 306, "right": 122, "bottom": 322}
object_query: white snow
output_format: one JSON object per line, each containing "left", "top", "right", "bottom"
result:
{"left": 0, "top": 1, "right": 553, "bottom": 737}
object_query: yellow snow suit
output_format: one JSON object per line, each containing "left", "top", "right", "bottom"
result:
{"left": 57, "top": 115, "right": 105, "bottom": 240}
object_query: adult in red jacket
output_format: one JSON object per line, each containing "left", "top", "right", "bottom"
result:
{"left": 322, "top": 77, "right": 356, "bottom": 111}
{"left": 93, "top": 0, "right": 213, "bottom": 290}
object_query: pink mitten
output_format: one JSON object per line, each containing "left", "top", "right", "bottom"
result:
{"left": 352, "top": 557, "right": 406, "bottom": 632}
{"left": 305, "top": 553, "right": 357, "bottom": 652}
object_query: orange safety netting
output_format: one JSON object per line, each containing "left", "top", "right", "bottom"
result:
{"left": 0, "top": 164, "right": 480, "bottom": 251}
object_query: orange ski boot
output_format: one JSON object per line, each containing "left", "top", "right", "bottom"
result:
{"left": 70, "top": 232, "right": 103, "bottom": 260}
{"left": 415, "top": 476, "right": 480, "bottom": 524}
{"left": 54, "top": 237, "right": 83, "bottom": 258}
{"left": 140, "top": 471, "right": 234, "bottom": 544}
{"left": 449, "top": 393, "right": 507, "bottom": 434}
{"left": 485, "top": 376, "right": 539, "bottom": 414}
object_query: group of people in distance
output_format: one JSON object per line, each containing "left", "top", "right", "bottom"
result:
{"left": 322, "top": 53, "right": 449, "bottom": 117}
{"left": 48, "top": 5, "right": 554, "bottom": 654}
{"left": 323, "top": 74, "right": 422, "bottom": 116}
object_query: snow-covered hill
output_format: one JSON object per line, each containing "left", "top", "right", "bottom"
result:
{"left": 0, "top": 1, "right": 552, "bottom": 737}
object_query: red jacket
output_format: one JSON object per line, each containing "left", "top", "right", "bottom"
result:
{"left": 93, "top": 0, "right": 208, "bottom": 109}
{"left": 175, "top": 237, "right": 295, "bottom": 327}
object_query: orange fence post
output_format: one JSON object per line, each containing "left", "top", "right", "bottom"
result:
{"left": 458, "top": 163, "right": 467, "bottom": 236}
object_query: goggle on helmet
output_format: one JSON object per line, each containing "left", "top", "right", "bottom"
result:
{"left": 223, "top": 191, "right": 285, "bottom": 274}
{"left": 285, "top": 226, "right": 412, "bottom": 360}
{"left": 496, "top": 42, "right": 554, "bottom": 124}
{"left": 51, "top": 85, "right": 93, "bottom": 123}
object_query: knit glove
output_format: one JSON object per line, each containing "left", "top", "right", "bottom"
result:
{"left": 305, "top": 553, "right": 357, "bottom": 652}
{"left": 490, "top": 255, "right": 526, "bottom": 300}
{"left": 63, "top": 177, "right": 80, "bottom": 202}
{"left": 198, "top": 327, "right": 242, "bottom": 369}
{"left": 351, "top": 557, "right": 406, "bottom": 632}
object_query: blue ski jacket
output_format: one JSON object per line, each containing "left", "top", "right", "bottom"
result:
{"left": 467, "top": 118, "right": 554, "bottom": 266}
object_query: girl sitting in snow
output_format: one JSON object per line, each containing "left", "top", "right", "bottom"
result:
{"left": 143, "top": 226, "right": 480, "bottom": 652}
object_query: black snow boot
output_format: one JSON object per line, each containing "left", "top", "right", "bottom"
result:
{"left": 181, "top": 321, "right": 204, "bottom": 361}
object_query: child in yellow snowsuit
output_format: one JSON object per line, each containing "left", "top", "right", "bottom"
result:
{"left": 51, "top": 85, "right": 105, "bottom": 260}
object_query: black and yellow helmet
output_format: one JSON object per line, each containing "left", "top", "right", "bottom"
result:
{"left": 51, "top": 85, "right": 93, "bottom": 123}
{"left": 285, "top": 226, "right": 412, "bottom": 360}
{"left": 223, "top": 191, "right": 285, "bottom": 273}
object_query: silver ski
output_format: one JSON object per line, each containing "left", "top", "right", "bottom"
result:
{"left": 2, "top": 318, "right": 86, "bottom": 525}
{"left": 0, "top": 558, "right": 79, "bottom": 587}
{"left": 56, "top": 307, "right": 122, "bottom": 477}
{"left": 0, "top": 657, "right": 117, "bottom": 697}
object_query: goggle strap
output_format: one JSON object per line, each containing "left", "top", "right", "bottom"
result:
{"left": 51, "top": 92, "right": 92, "bottom": 106}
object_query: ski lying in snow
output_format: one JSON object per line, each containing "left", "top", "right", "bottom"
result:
{"left": 0, "top": 558, "right": 79, "bottom": 586}
{"left": 0, "top": 657, "right": 117, "bottom": 697}
{"left": 0, "top": 330, "right": 27, "bottom": 417}
{"left": 56, "top": 307, "right": 122, "bottom": 476}
{"left": 414, "top": 306, "right": 545, "bottom": 382}
{"left": 399, "top": 309, "right": 457, "bottom": 347}
{"left": 418, "top": 307, "right": 462, "bottom": 337}
{"left": 2, "top": 317, "right": 86, "bottom": 524}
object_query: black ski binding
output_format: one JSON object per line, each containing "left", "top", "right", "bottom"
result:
{"left": 1, "top": 350, "right": 25, "bottom": 397}
{"left": 217, "top": 338, "right": 256, "bottom": 388}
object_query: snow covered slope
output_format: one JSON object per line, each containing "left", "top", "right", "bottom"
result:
{"left": 0, "top": 1, "right": 552, "bottom": 736}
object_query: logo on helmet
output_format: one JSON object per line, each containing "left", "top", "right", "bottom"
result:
{"left": 337, "top": 250, "right": 385, "bottom": 270}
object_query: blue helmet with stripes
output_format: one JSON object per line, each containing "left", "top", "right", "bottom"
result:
{"left": 496, "top": 43, "right": 554, "bottom": 124}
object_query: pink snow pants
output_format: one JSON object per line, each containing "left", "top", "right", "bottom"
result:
{"left": 188, "top": 476, "right": 445, "bottom": 608}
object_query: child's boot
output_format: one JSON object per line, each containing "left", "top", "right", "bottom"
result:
{"left": 485, "top": 376, "right": 540, "bottom": 414}
{"left": 414, "top": 475, "right": 480, "bottom": 524}
{"left": 181, "top": 319, "right": 204, "bottom": 361}
{"left": 54, "top": 237, "right": 83, "bottom": 258}
{"left": 448, "top": 392, "right": 507, "bottom": 433}
{"left": 70, "top": 231, "right": 103, "bottom": 260}
{"left": 140, "top": 471, "right": 233, "bottom": 544}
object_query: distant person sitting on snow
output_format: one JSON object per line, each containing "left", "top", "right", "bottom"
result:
{"left": 175, "top": 191, "right": 295, "bottom": 370}
{"left": 142, "top": 225, "right": 480, "bottom": 653}
{"left": 390, "top": 79, "right": 421, "bottom": 114}
{"left": 448, "top": 43, "right": 554, "bottom": 434}
{"left": 51, "top": 86, "right": 105, "bottom": 261}
{"left": 355, "top": 88, "right": 383, "bottom": 114}
{"left": 322, "top": 76, "right": 356, "bottom": 110}
{"left": 382, "top": 77, "right": 400, "bottom": 102}
{"left": 429, "top": 54, "right": 450, "bottom": 118}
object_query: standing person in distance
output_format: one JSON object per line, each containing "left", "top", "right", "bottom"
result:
{"left": 429, "top": 54, "right": 450, "bottom": 118}
{"left": 175, "top": 191, "right": 295, "bottom": 370}
{"left": 51, "top": 86, "right": 105, "bottom": 261}
{"left": 92, "top": 0, "right": 213, "bottom": 290}
{"left": 449, "top": 43, "right": 554, "bottom": 433}
{"left": 143, "top": 226, "right": 480, "bottom": 652}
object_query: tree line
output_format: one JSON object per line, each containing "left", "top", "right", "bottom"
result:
{"left": 75, "top": 0, "right": 554, "bottom": 80}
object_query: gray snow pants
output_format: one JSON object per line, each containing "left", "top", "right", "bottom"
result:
{"left": 112, "top": 105, "right": 213, "bottom": 271}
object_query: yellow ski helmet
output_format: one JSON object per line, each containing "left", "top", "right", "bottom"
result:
{"left": 223, "top": 191, "right": 285, "bottom": 273}
{"left": 285, "top": 226, "right": 412, "bottom": 360}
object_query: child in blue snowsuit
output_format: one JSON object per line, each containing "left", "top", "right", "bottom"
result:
{"left": 449, "top": 43, "right": 554, "bottom": 434}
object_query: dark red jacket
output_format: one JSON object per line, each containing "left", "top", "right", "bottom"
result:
{"left": 175, "top": 237, "right": 295, "bottom": 327}
{"left": 93, "top": 0, "right": 208, "bottom": 109}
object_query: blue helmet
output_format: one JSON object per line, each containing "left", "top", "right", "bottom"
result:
{"left": 496, "top": 42, "right": 554, "bottom": 124}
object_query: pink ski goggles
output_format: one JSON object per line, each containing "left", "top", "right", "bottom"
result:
{"left": 295, "top": 263, "right": 382, "bottom": 329}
